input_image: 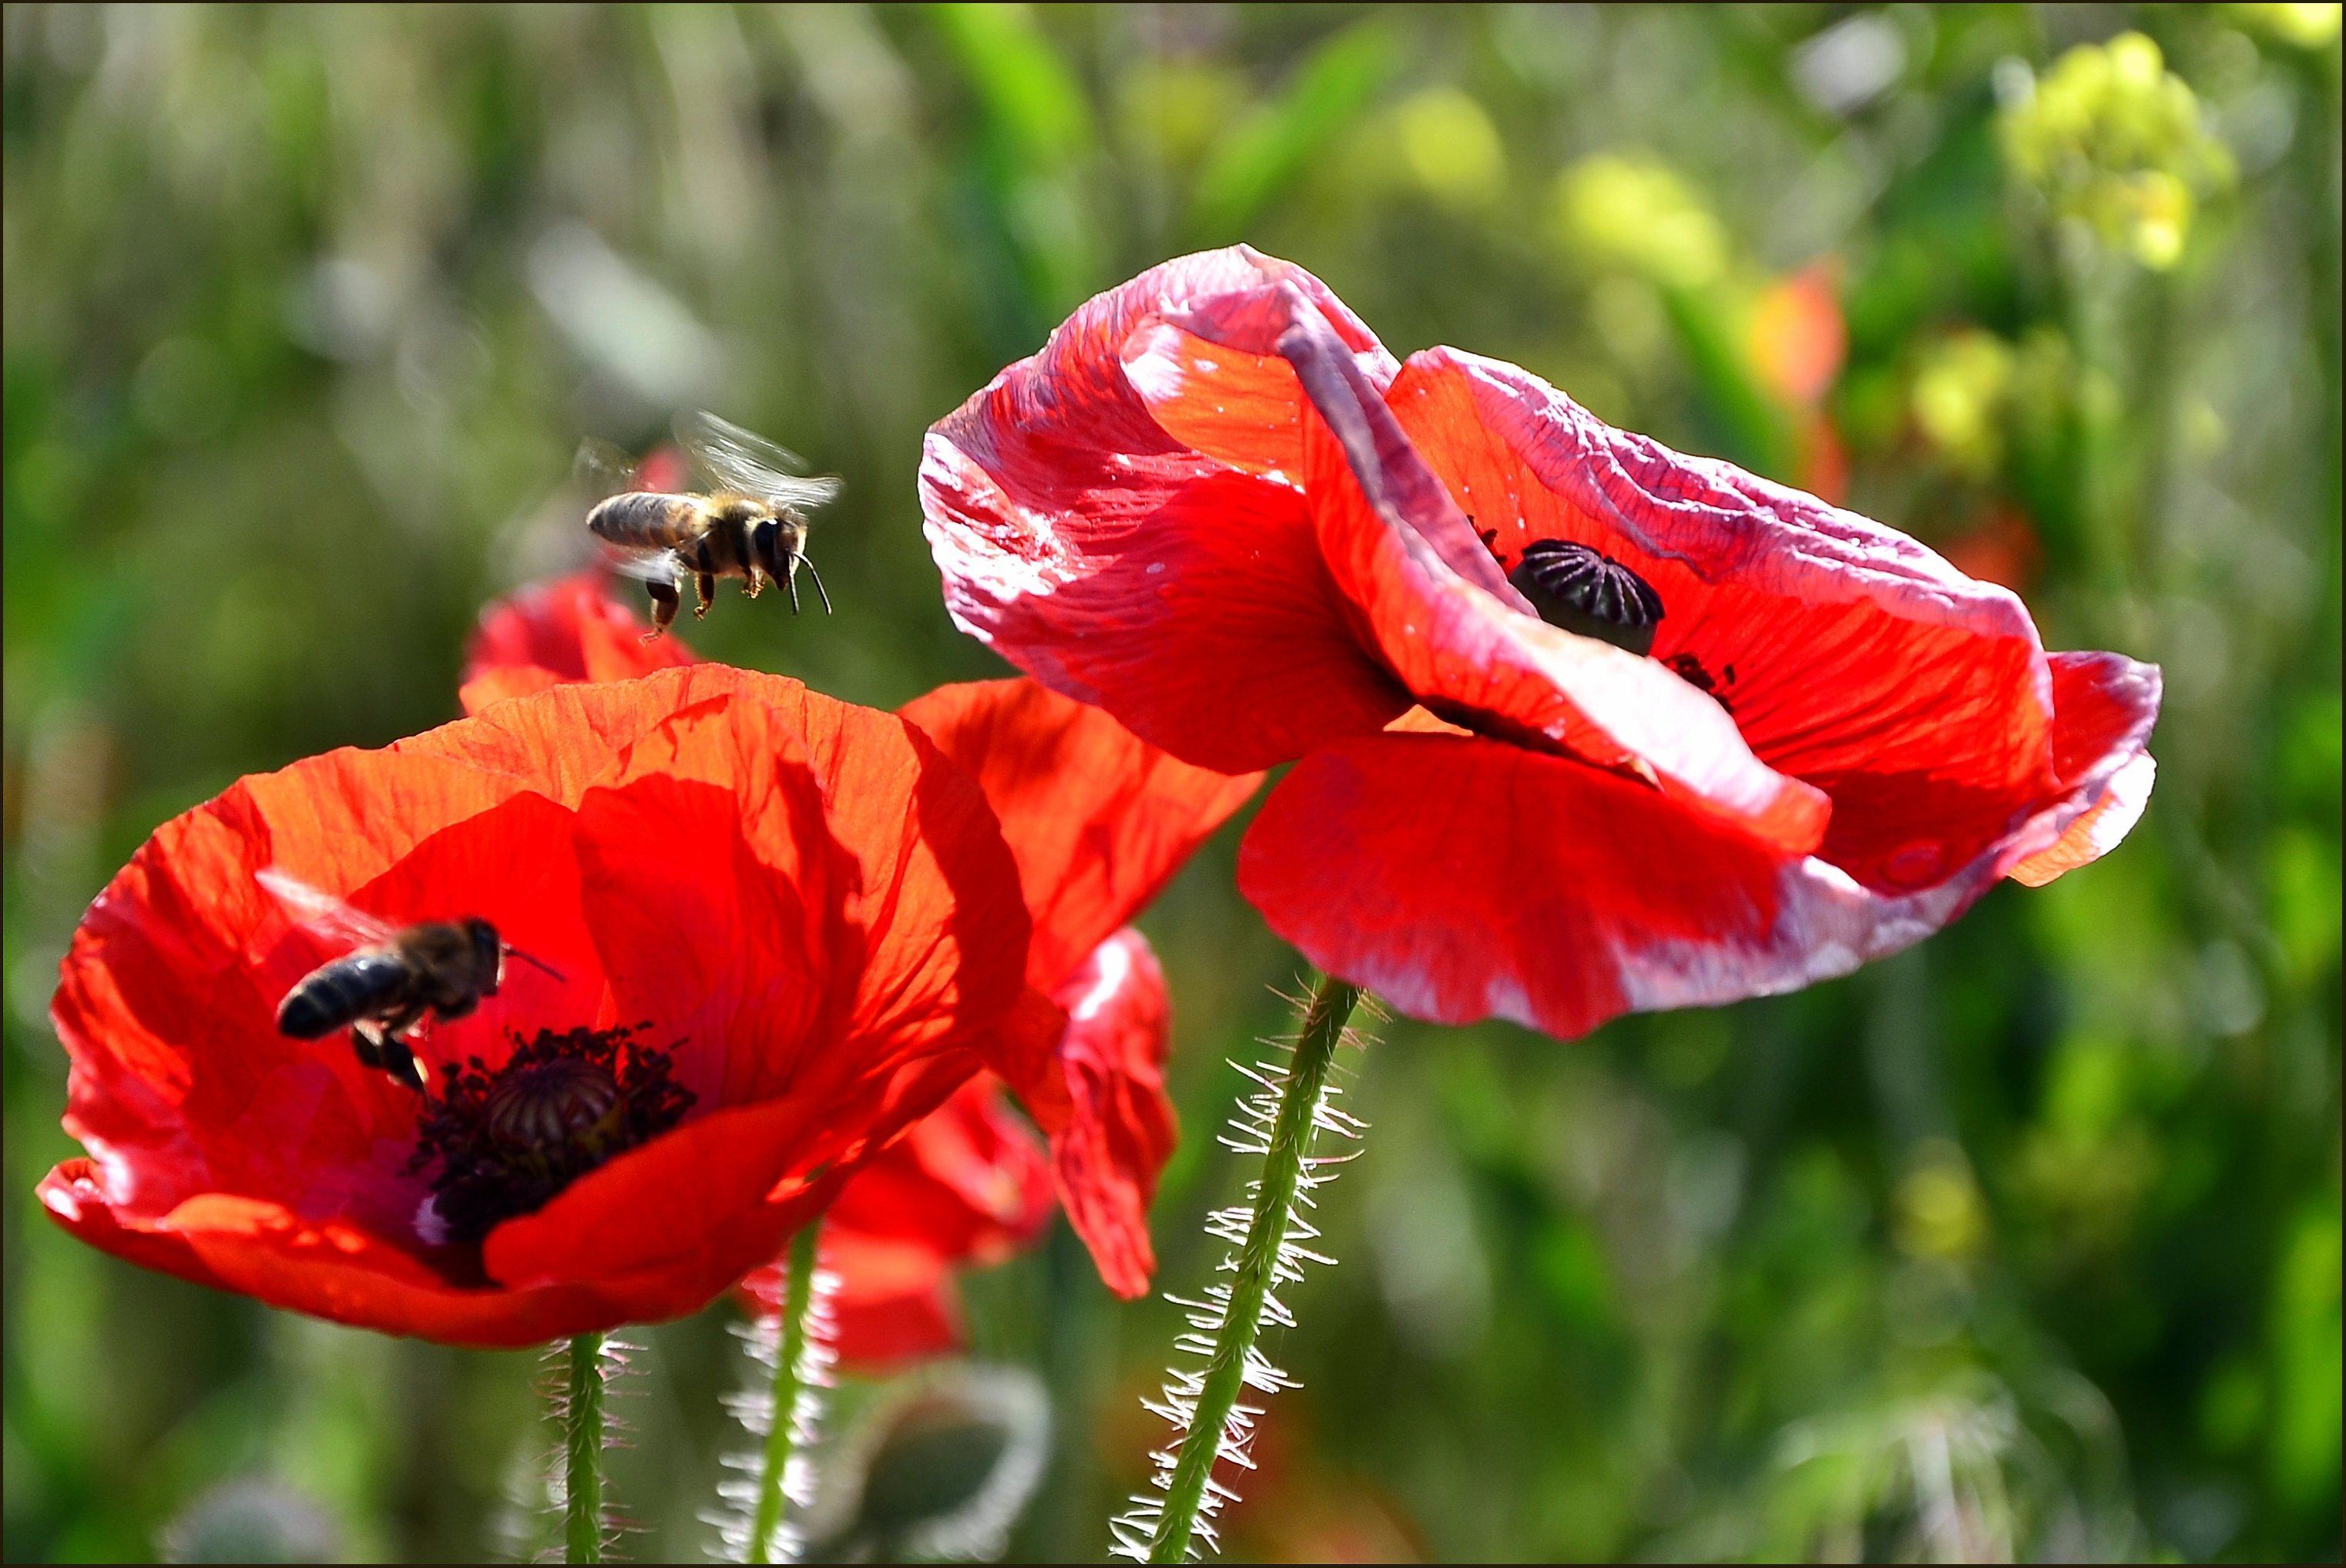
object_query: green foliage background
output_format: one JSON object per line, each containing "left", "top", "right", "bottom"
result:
{"left": 2, "top": 5, "right": 2338, "bottom": 1562}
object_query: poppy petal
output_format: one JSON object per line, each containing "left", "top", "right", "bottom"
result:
{"left": 898, "top": 678, "right": 1260, "bottom": 990}
{"left": 401, "top": 666, "right": 768, "bottom": 804}
{"left": 1380, "top": 349, "right": 2066, "bottom": 890}
{"left": 1237, "top": 733, "right": 2022, "bottom": 1041}
{"left": 567, "top": 694, "right": 839, "bottom": 1106}
{"left": 1047, "top": 928, "right": 1176, "bottom": 1298}
{"left": 448, "top": 672, "right": 1032, "bottom": 1101}
{"left": 43, "top": 1168, "right": 628, "bottom": 1348}
{"left": 921, "top": 247, "right": 1409, "bottom": 773}
{"left": 456, "top": 666, "right": 566, "bottom": 713}
{"left": 39, "top": 1158, "right": 233, "bottom": 1294}
{"left": 727, "top": 682, "right": 1037, "bottom": 1096}
{"left": 1141, "top": 291, "right": 1831, "bottom": 855}
{"left": 988, "top": 984, "right": 1077, "bottom": 1136}
{"left": 826, "top": 1278, "right": 966, "bottom": 1368}
{"left": 825, "top": 1079, "right": 1054, "bottom": 1258}
{"left": 2007, "top": 652, "right": 2162, "bottom": 887}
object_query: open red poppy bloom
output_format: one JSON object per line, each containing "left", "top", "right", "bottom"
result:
{"left": 40, "top": 667, "right": 1043, "bottom": 1346}
{"left": 921, "top": 247, "right": 2161, "bottom": 1040}
{"left": 457, "top": 581, "right": 1253, "bottom": 1357}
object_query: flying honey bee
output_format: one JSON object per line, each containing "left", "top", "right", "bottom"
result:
{"left": 579, "top": 409, "right": 842, "bottom": 637}
{"left": 260, "top": 870, "right": 562, "bottom": 1092}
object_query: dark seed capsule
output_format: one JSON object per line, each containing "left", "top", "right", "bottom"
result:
{"left": 482, "top": 1056, "right": 623, "bottom": 1154}
{"left": 1506, "top": 539, "right": 1665, "bottom": 656}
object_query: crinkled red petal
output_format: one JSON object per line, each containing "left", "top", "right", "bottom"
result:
{"left": 898, "top": 678, "right": 1260, "bottom": 991}
{"left": 1237, "top": 732, "right": 2043, "bottom": 1041}
{"left": 1046, "top": 928, "right": 1176, "bottom": 1299}
{"left": 2007, "top": 652, "right": 2162, "bottom": 887}
{"left": 921, "top": 247, "right": 1409, "bottom": 773}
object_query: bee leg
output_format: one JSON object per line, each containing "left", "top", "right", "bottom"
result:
{"left": 743, "top": 563, "right": 764, "bottom": 600}
{"left": 377, "top": 1005, "right": 433, "bottom": 1090}
{"left": 641, "top": 576, "right": 680, "bottom": 642}
{"left": 381, "top": 1036, "right": 428, "bottom": 1093}
{"left": 693, "top": 571, "right": 715, "bottom": 619}
{"left": 351, "top": 1024, "right": 387, "bottom": 1073}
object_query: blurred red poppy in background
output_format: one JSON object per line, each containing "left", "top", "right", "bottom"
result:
{"left": 41, "top": 667, "right": 1040, "bottom": 1346}
{"left": 1747, "top": 262, "right": 1852, "bottom": 505}
{"left": 458, "top": 569, "right": 696, "bottom": 713}
{"left": 921, "top": 247, "right": 2160, "bottom": 1042}
{"left": 465, "top": 579, "right": 1253, "bottom": 1362}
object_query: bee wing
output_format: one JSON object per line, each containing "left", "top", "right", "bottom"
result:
{"left": 676, "top": 408, "right": 844, "bottom": 513}
{"left": 256, "top": 868, "right": 400, "bottom": 949}
{"left": 600, "top": 546, "right": 686, "bottom": 584}
{"left": 575, "top": 436, "right": 643, "bottom": 501}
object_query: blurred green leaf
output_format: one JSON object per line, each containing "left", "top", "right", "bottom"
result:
{"left": 928, "top": 2, "right": 1095, "bottom": 169}
{"left": 1187, "top": 18, "right": 1400, "bottom": 244}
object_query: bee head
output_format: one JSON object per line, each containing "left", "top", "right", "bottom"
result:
{"left": 465, "top": 918, "right": 504, "bottom": 992}
{"left": 749, "top": 515, "right": 797, "bottom": 584}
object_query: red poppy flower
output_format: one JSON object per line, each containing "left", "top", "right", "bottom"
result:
{"left": 457, "top": 583, "right": 1254, "bottom": 1356}
{"left": 39, "top": 667, "right": 1045, "bottom": 1346}
{"left": 921, "top": 247, "right": 2160, "bottom": 1041}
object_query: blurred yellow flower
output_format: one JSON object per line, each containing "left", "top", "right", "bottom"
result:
{"left": 1393, "top": 86, "right": 1505, "bottom": 209}
{"left": 1551, "top": 153, "right": 1727, "bottom": 288}
{"left": 2231, "top": 2, "right": 2344, "bottom": 48}
{"left": 1911, "top": 327, "right": 2015, "bottom": 475}
{"left": 1116, "top": 59, "right": 1247, "bottom": 169}
{"left": 1999, "top": 32, "right": 2235, "bottom": 270}
{"left": 1894, "top": 1140, "right": 1989, "bottom": 1262}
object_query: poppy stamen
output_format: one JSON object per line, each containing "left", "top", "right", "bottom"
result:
{"left": 1663, "top": 651, "right": 1737, "bottom": 713}
{"left": 1507, "top": 539, "right": 1665, "bottom": 656}
{"left": 408, "top": 1022, "right": 694, "bottom": 1247}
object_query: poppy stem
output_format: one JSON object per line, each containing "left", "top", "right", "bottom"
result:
{"left": 1139, "top": 972, "right": 1364, "bottom": 1564}
{"left": 747, "top": 1219, "right": 825, "bottom": 1564}
{"left": 562, "top": 1331, "right": 606, "bottom": 1563}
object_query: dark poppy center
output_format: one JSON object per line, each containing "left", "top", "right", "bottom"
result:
{"left": 408, "top": 1022, "right": 695, "bottom": 1247}
{"left": 1506, "top": 539, "right": 1665, "bottom": 656}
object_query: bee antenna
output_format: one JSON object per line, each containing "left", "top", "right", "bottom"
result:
{"left": 797, "top": 555, "right": 834, "bottom": 616}
{"left": 502, "top": 945, "right": 567, "bottom": 982}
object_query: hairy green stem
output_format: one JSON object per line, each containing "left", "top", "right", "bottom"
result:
{"left": 748, "top": 1220, "right": 823, "bottom": 1564}
{"left": 1147, "top": 973, "right": 1363, "bottom": 1564}
{"left": 564, "top": 1331, "right": 606, "bottom": 1564}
